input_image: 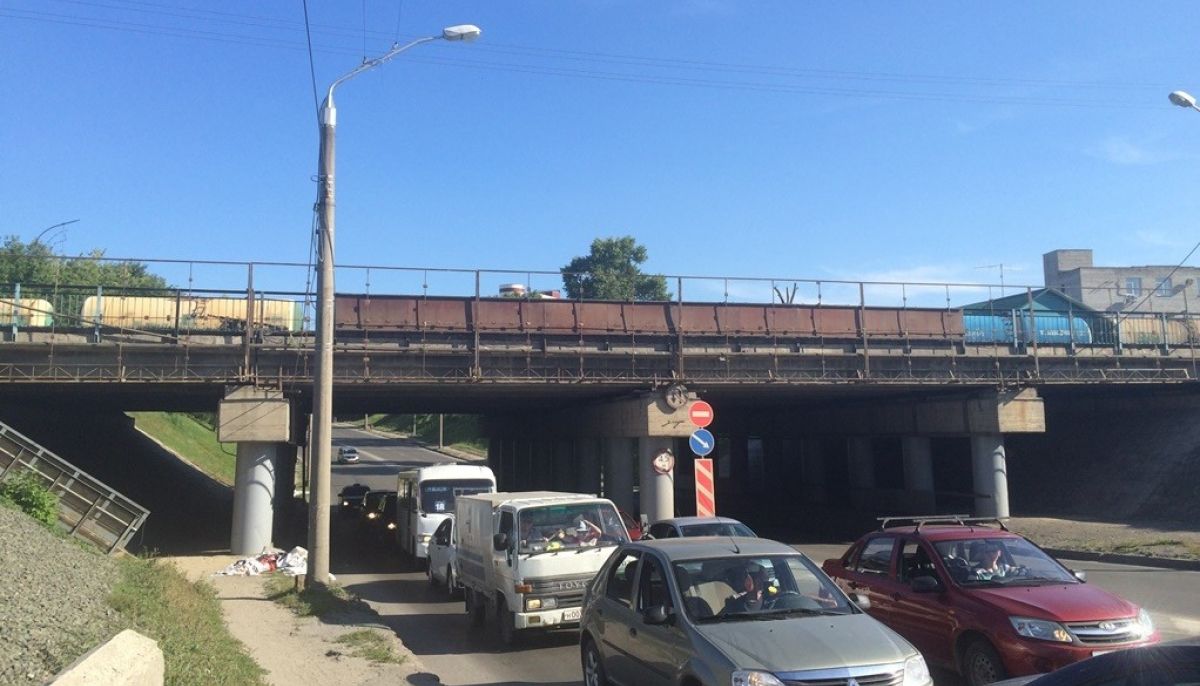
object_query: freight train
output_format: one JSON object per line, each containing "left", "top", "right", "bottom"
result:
{"left": 0, "top": 293, "right": 1195, "bottom": 348}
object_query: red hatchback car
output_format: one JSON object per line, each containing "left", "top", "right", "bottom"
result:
{"left": 823, "top": 517, "right": 1158, "bottom": 686}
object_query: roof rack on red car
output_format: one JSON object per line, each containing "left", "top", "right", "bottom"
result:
{"left": 876, "top": 514, "right": 1009, "bottom": 532}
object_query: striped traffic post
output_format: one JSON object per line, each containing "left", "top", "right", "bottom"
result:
{"left": 694, "top": 457, "right": 715, "bottom": 517}
{"left": 687, "top": 400, "right": 716, "bottom": 516}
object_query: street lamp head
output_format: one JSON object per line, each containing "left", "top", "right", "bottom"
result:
{"left": 442, "top": 24, "right": 482, "bottom": 42}
{"left": 1169, "top": 90, "right": 1197, "bottom": 109}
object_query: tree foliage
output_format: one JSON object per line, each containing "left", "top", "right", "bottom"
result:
{"left": 560, "top": 236, "right": 670, "bottom": 301}
{"left": 0, "top": 237, "right": 168, "bottom": 289}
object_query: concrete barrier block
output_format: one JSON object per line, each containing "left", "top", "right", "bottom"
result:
{"left": 53, "top": 629, "right": 164, "bottom": 686}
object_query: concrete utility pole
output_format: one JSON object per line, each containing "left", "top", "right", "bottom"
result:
{"left": 308, "top": 24, "right": 482, "bottom": 586}
{"left": 438, "top": 414, "right": 445, "bottom": 448}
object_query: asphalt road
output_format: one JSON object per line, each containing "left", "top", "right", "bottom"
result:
{"left": 328, "top": 428, "right": 1200, "bottom": 686}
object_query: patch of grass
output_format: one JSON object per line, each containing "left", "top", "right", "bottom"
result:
{"left": 108, "top": 556, "right": 265, "bottom": 686}
{"left": 263, "top": 576, "right": 372, "bottom": 619}
{"left": 333, "top": 629, "right": 407, "bottom": 664}
{"left": 1111, "top": 538, "right": 1184, "bottom": 553}
{"left": 129, "top": 412, "right": 237, "bottom": 484}
{"left": 0, "top": 469, "right": 59, "bottom": 526}
{"left": 366, "top": 413, "right": 487, "bottom": 456}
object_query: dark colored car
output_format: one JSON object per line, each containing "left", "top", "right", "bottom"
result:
{"left": 362, "top": 492, "right": 397, "bottom": 540}
{"left": 338, "top": 483, "right": 371, "bottom": 516}
{"left": 992, "top": 639, "right": 1200, "bottom": 686}
{"left": 646, "top": 516, "right": 757, "bottom": 539}
{"left": 822, "top": 518, "right": 1158, "bottom": 686}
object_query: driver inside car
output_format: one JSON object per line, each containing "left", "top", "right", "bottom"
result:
{"left": 723, "top": 562, "right": 773, "bottom": 614}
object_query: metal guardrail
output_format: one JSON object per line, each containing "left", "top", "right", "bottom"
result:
{"left": 0, "top": 421, "right": 149, "bottom": 553}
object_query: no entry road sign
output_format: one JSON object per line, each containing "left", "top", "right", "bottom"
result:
{"left": 689, "top": 428, "right": 715, "bottom": 457}
{"left": 688, "top": 400, "right": 714, "bottom": 428}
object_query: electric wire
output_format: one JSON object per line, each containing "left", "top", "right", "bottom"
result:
{"left": 301, "top": 0, "right": 320, "bottom": 123}
{"left": 1114, "top": 240, "right": 1200, "bottom": 326}
{"left": 4, "top": 2, "right": 1173, "bottom": 110}
{"left": 392, "top": 0, "right": 404, "bottom": 43}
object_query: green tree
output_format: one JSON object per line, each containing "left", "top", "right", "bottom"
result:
{"left": 561, "top": 236, "right": 670, "bottom": 301}
{"left": 0, "top": 237, "right": 167, "bottom": 288}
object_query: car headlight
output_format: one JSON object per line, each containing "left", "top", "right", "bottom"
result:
{"left": 419, "top": 534, "right": 432, "bottom": 543}
{"left": 732, "top": 671, "right": 785, "bottom": 686}
{"left": 524, "top": 597, "right": 558, "bottom": 611}
{"left": 342, "top": 501, "right": 349, "bottom": 506}
{"left": 903, "top": 655, "right": 932, "bottom": 686}
{"left": 1133, "top": 608, "right": 1155, "bottom": 638}
{"left": 367, "top": 512, "right": 378, "bottom": 519}
{"left": 1010, "top": 616, "right": 1072, "bottom": 643}
{"left": 387, "top": 522, "right": 396, "bottom": 530}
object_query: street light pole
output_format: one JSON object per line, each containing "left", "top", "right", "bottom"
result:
{"left": 308, "top": 25, "right": 482, "bottom": 586}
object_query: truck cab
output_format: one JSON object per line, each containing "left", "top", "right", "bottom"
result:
{"left": 456, "top": 491, "right": 630, "bottom": 646}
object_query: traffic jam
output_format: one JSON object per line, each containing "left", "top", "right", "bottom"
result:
{"left": 337, "top": 403, "right": 1177, "bottom": 686}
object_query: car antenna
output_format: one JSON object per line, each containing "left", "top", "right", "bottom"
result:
{"left": 728, "top": 532, "right": 740, "bottom": 555}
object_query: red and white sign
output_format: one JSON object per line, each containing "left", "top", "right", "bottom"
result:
{"left": 688, "top": 400, "right": 714, "bottom": 428}
{"left": 694, "top": 458, "right": 715, "bottom": 517}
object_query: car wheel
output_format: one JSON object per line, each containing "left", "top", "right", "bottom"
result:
{"left": 582, "top": 638, "right": 608, "bottom": 686}
{"left": 466, "top": 589, "right": 485, "bottom": 628}
{"left": 963, "top": 638, "right": 1006, "bottom": 686}
{"left": 497, "top": 598, "right": 519, "bottom": 646}
{"left": 446, "top": 567, "right": 457, "bottom": 599}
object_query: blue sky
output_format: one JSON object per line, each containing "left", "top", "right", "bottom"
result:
{"left": 5, "top": 1, "right": 1200, "bottom": 301}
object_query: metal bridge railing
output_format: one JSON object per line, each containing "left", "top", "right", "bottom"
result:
{"left": 0, "top": 421, "right": 149, "bottom": 553}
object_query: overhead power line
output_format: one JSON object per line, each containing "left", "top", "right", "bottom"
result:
{"left": 3, "top": 2, "right": 1172, "bottom": 109}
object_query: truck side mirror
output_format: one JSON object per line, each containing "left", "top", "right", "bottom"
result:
{"left": 492, "top": 533, "right": 509, "bottom": 551}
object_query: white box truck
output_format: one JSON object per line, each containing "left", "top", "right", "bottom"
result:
{"left": 456, "top": 491, "right": 630, "bottom": 645}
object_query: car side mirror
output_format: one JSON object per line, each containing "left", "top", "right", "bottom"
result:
{"left": 1072, "top": 570, "right": 1087, "bottom": 583}
{"left": 492, "top": 533, "right": 509, "bottom": 551}
{"left": 852, "top": 593, "right": 871, "bottom": 610}
{"left": 643, "top": 605, "right": 673, "bottom": 626}
{"left": 911, "top": 575, "right": 941, "bottom": 593}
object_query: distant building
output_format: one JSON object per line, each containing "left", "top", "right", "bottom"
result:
{"left": 1042, "top": 249, "right": 1200, "bottom": 313}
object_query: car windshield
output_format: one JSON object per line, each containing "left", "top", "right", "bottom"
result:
{"left": 680, "top": 522, "right": 756, "bottom": 537}
{"left": 517, "top": 503, "right": 629, "bottom": 553}
{"left": 420, "top": 479, "right": 493, "bottom": 514}
{"left": 934, "top": 537, "right": 1076, "bottom": 586}
{"left": 673, "top": 555, "right": 853, "bottom": 622}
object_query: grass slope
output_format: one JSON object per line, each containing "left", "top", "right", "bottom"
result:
{"left": 129, "top": 412, "right": 237, "bottom": 485}
{"left": 367, "top": 414, "right": 486, "bottom": 456}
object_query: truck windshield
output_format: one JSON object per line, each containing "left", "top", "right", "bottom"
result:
{"left": 517, "top": 503, "right": 629, "bottom": 553}
{"left": 420, "top": 479, "right": 493, "bottom": 514}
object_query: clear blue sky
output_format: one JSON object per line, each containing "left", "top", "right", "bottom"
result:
{"left": 5, "top": 1, "right": 1200, "bottom": 300}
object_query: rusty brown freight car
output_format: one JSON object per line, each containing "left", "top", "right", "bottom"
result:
{"left": 334, "top": 294, "right": 965, "bottom": 341}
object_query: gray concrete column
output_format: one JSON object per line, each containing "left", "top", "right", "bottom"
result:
{"left": 577, "top": 439, "right": 602, "bottom": 496}
{"left": 638, "top": 437, "right": 675, "bottom": 524}
{"left": 230, "top": 442, "right": 279, "bottom": 556}
{"left": 970, "top": 434, "right": 1010, "bottom": 518}
{"left": 902, "top": 436, "right": 936, "bottom": 513}
{"left": 847, "top": 436, "right": 875, "bottom": 508}
{"left": 603, "top": 438, "right": 635, "bottom": 514}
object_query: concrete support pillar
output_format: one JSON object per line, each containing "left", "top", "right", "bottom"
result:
{"left": 971, "top": 434, "right": 1010, "bottom": 518}
{"left": 902, "top": 436, "right": 936, "bottom": 513}
{"left": 638, "top": 437, "right": 675, "bottom": 524}
{"left": 230, "top": 442, "right": 279, "bottom": 556}
{"left": 577, "top": 439, "right": 602, "bottom": 496}
{"left": 603, "top": 438, "right": 635, "bottom": 514}
{"left": 847, "top": 436, "right": 875, "bottom": 508}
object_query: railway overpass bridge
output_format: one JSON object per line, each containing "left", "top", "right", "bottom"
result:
{"left": 3, "top": 262, "right": 1199, "bottom": 552}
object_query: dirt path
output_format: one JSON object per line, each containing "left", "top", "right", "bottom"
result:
{"left": 166, "top": 555, "right": 429, "bottom": 686}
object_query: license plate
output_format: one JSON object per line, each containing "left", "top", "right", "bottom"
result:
{"left": 562, "top": 608, "right": 581, "bottom": 622}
